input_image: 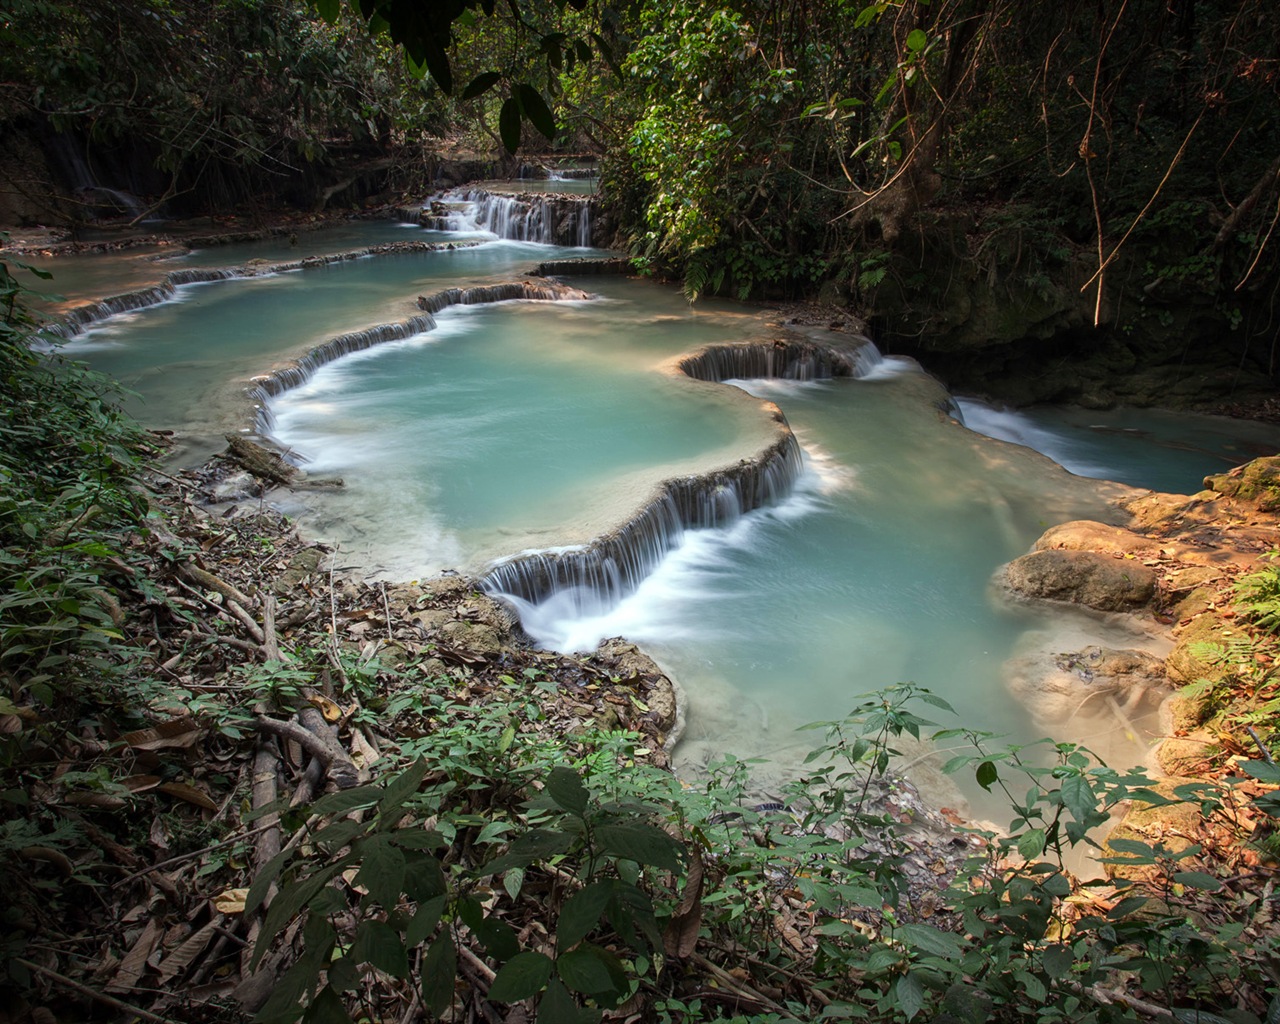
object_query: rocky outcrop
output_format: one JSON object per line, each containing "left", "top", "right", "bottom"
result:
{"left": 994, "top": 455, "right": 1279, "bottom": 828}
{"left": 869, "top": 211, "right": 1278, "bottom": 410}
{"left": 1203, "top": 455, "right": 1280, "bottom": 511}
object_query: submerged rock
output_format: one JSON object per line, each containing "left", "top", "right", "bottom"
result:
{"left": 1005, "top": 641, "right": 1168, "bottom": 733}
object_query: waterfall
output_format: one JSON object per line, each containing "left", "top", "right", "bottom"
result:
{"left": 481, "top": 432, "right": 804, "bottom": 606}
{"left": 575, "top": 202, "right": 593, "bottom": 247}
{"left": 419, "top": 189, "right": 599, "bottom": 246}
{"left": 676, "top": 339, "right": 878, "bottom": 382}
{"left": 40, "top": 240, "right": 482, "bottom": 340}
{"left": 479, "top": 333, "right": 879, "bottom": 611}
{"left": 416, "top": 281, "right": 592, "bottom": 315}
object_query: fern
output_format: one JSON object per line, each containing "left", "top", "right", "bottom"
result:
{"left": 1235, "top": 557, "right": 1280, "bottom": 633}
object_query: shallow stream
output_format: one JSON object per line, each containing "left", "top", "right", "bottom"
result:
{"left": 31, "top": 204, "right": 1280, "bottom": 809}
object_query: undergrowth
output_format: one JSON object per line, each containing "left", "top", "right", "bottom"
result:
{"left": 252, "top": 682, "right": 1280, "bottom": 1024}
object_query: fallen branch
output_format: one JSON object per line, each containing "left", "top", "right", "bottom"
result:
{"left": 178, "top": 563, "right": 255, "bottom": 610}
{"left": 254, "top": 716, "right": 359, "bottom": 789}
{"left": 16, "top": 958, "right": 180, "bottom": 1024}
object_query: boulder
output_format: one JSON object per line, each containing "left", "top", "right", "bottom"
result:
{"left": 1033, "top": 521, "right": 1162, "bottom": 559}
{"left": 1000, "top": 549, "right": 1157, "bottom": 612}
{"left": 1203, "top": 456, "right": 1280, "bottom": 510}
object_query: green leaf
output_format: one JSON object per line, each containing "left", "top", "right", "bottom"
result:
{"left": 516, "top": 83, "right": 556, "bottom": 140}
{"left": 489, "top": 950, "right": 554, "bottom": 1002}
{"left": 556, "top": 944, "right": 627, "bottom": 998}
{"left": 403, "top": 851, "right": 447, "bottom": 901}
{"left": 352, "top": 919, "right": 408, "bottom": 978}
{"left": 1170, "top": 1011, "right": 1238, "bottom": 1024}
{"left": 245, "top": 847, "right": 292, "bottom": 916}
{"left": 1017, "top": 828, "right": 1046, "bottom": 861}
{"left": 557, "top": 881, "right": 614, "bottom": 950}
{"left": 481, "top": 828, "right": 573, "bottom": 876}
{"left": 406, "top": 895, "right": 447, "bottom": 946}
{"left": 254, "top": 864, "right": 344, "bottom": 969}
{"left": 1059, "top": 773, "right": 1096, "bottom": 823}
{"left": 461, "top": 71, "right": 502, "bottom": 100}
{"left": 1240, "top": 760, "right": 1280, "bottom": 784}
{"left": 896, "top": 923, "right": 962, "bottom": 959}
{"left": 301, "top": 984, "right": 351, "bottom": 1024}
{"left": 895, "top": 971, "right": 925, "bottom": 1020}
{"left": 905, "top": 28, "right": 929, "bottom": 51}
{"left": 595, "top": 822, "right": 683, "bottom": 871}
{"left": 499, "top": 97, "right": 522, "bottom": 154}
{"left": 311, "top": 785, "right": 380, "bottom": 816}
{"left": 538, "top": 976, "right": 602, "bottom": 1024}
{"left": 1042, "top": 943, "right": 1073, "bottom": 978}
{"left": 975, "top": 761, "right": 998, "bottom": 791}
{"left": 311, "top": 0, "right": 340, "bottom": 23}
{"left": 545, "top": 766, "right": 589, "bottom": 815}
{"left": 421, "top": 931, "right": 457, "bottom": 1016}
{"left": 355, "top": 837, "right": 406, "bottom": 909}
{"left": 377, "top": 758, "right": 428, "bottom": 817}
{"left": 1172, "top": 870, "right": 1223, "bottom": 891}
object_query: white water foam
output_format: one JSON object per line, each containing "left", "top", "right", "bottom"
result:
{"left": 507, "top": 458, "right": 833, "bottom": 653}
{"left": 955, "top": 397, "right": 1112, "bottom": 479}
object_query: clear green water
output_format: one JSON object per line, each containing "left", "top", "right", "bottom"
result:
{"left": 48, "top": 222, "right": 1280, "bottom": 810}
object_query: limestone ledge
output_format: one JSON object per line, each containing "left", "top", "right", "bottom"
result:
{"left": 991, "top": 455, "right": 1280, "bottom": 870}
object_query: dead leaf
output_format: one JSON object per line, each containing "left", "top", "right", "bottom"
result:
{"left": 213, "top": 889, "right": 249, "bottom": 914}
{"left": 307, "top": 694, "right": 342, "bottom": 722}
{"left": 121, "top": 717, "right": 204, "bottom": 751}
{"left": 157, "top": 916, "right": 222, "bottom": 983}
{"left": 156, "top": 781, "right": 218, "bottom": 811}
{"left": 105, "top": 917, "right": 162, "bottom": 993}
{"left": 123, "top": 774, "right": 163, "bottom": 793}
{"left": 64, "top": 792, "right": 127, "bottom": 810}
{"left": 18, "top": 846, "right": 74, "bottom": 876}
{"left": 663, "top": 846, "right": 704, "bottom": 958}
{"left": 149, "top": 817, "right": 170, "bottom": 850}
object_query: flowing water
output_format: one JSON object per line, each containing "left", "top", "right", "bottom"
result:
{"left": 35, "top": 214, "right": 1280, "bottom": 810}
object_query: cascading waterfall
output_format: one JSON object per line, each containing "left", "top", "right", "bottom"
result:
{"left": 481, "top": 431, "right": 804, "bottom": 607}
{"left": 418, "top": 189, "right": 598, "bottom": 246}
{"left": 677, "top": 338, "right": 881, "bottom": 382}
{"left": 481, "top": 333, "right": 880, "bottom": 611}
{"left": 40, "top": 240, "right": 481, "bottom": 340}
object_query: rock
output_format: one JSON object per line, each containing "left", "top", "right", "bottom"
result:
{"left": 273, "top": 547, "right": 325, "bottom": 597}
{"left": 1033, "top": 521, "right": 1162, "bottom": 559}
{"left": 1005, "top": 644, "right": 1168, "bottom": 727}
{"left": 592, "top": 638, "right": 680, "bottom": 739}
{"left": 438, "top": 620, "right": 505, "bottom": 658}
{"left": 1165, "top": 615, "right": 1237, "bottom": 686}
{"left": 1203, "top": 455, "right": 1280, "bottom": 510}
{"left": 1155, "top": 734, "right": 1217, "bottom": 775}
{"left": 1000, "top": 549, "right": 1157, "bottom": 612}
{"left": 1103, "top": 779, "right": 1204, "bottom": 884}
{"left": 209, "top": 470, "right": 260, "bottom": 502}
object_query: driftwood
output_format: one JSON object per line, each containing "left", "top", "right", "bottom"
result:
{"left": 221, "top": 435, "right": 298, "bottom": 486}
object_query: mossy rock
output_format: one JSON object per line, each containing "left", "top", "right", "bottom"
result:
{"left": 1203, "top": 456, "right": 1280, "bottom": 510}
{"left": 273, "top": 547, "right": 325, "bottom": 597}
{"left": 1165, "top": 615, "right": 1237, "bottom": 686}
